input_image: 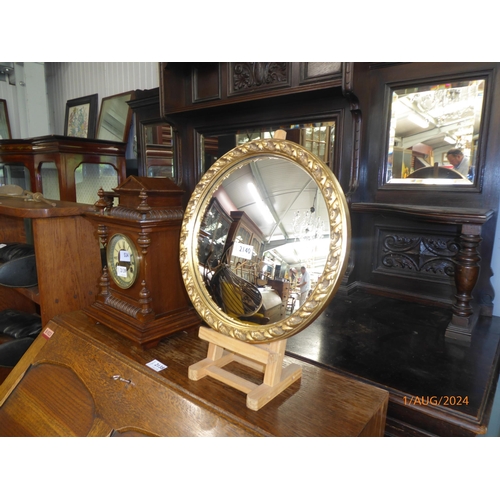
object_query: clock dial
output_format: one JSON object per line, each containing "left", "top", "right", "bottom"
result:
{"left": 107, "top": 233, "right": 139, "bottom": 289}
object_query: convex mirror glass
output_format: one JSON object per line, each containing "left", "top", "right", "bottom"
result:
{"left": 180, "top": 138, "right": 350, "bottom": 343}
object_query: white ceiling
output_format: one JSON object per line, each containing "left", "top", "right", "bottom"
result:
{"left": 220, "top": 156, "right": 330, "bottom": 271}
{"left": 391, "top": 80, "right": 484, "bottom": 155}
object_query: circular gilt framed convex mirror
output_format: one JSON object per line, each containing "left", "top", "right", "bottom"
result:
{"left": 180, "top": 138, "right": 351, "bottom": 343}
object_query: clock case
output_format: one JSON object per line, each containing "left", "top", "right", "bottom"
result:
{"left": 85, "top": 176, "right": 201, "bottom": 348}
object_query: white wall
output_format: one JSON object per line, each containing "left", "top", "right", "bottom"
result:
{"left": 1, "top": 62, "right": 159, "bottom": 138}
{"left": 0, "top": 63, "right": 51, "bottom": 138}
{"left": 45, "top": 62, "right": 159, "bottom": 135}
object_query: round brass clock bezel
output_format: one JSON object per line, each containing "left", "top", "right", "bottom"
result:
{"left": 106, "top": 233, "right": 140, "bottom": 289}
{"left": 179, "top": 138, "right": 351, "bottom": 344}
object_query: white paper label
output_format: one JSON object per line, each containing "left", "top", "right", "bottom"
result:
{"left": 146, "top": 359, "right": 167, "bottom": 372}
{"left": 119, "top": 250, "right": 131, "bottom": 262}
{"left": 232, "top": 242, "right": 253, "bottom": 260}
{"left": 117, "top": 265, "right": 128, "bottom": 277}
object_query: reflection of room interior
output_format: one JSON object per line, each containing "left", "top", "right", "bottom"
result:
{"left": 2, "top": 62, "right": 500, "bottom": 438}
{"left": 387, "top": 80, "right": 482, "bottom": 183}
{"left": 198, "top": 149, "right": 332, "bottom": 324}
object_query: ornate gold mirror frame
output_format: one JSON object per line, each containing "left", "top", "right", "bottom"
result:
{"left": 180, "top": 137, "right": 351, "bottom": 344}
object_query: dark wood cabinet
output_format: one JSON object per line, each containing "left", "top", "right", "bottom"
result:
{"left": 348, "top": 62, "right": 500, "bottom": 342}
{"left": 127, "top": 88, "right": 177, "bottom": 183}
{"left": 0, "top": 135, "right": 126, "bottom": 203}
{"left": 158, "top": 61, "right": 500, "bottom": 436}
{"left": 160, "top": 62, "right": 343, "bottom": 115}
{"left": 0, "top": 198, "right": 102, "bottom": 326}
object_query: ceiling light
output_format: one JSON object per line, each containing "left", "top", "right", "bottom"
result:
{"left": 247, "top": 182, "right": 275, "bottom": 224}
{"left": 444, "top": 135, "right": 456, "bottom": 144}
{"left": 408, "top": 113, "right": 429, "bottom": 129}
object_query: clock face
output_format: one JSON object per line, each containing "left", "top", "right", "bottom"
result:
{"left": 106, "top": 233, "right": 140, "bottom": 289}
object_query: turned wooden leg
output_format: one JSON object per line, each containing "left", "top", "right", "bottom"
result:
{"left": 446, "top": 224, "right": 481, "bottom": 342}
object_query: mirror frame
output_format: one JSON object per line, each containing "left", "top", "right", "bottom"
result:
{"left": 379, "top": 70, "right": 492, "bottom": 195}
{"left": 384, "top": 78, "right": 486, "bottom": 188}
{"left": 180, "top": 138, "right": 351, "bottom": 343}
{"left": 0, "top": 99, "right": 12, "bottom": 140}
{"left": 96, "top": 91, "right": 134, "bottom": 142}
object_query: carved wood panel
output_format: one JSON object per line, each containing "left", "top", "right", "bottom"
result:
{"left": 373, "top": 225, "right": 459, "bottom": 284}
{"left": 229, "top": 63, "right": 290, "bottom": 96}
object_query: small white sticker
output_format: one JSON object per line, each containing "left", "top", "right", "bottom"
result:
{"left": 146, "top": 359, "right": 167, "bottom": 372}
{"left": 119, "top": 250, "right": 131, "bottom": 262}
{"left": 117, "top": 265, "right": 128, "bottom": 277}
{"left": 232, "top": 242, "right": 254, "bottom": 260}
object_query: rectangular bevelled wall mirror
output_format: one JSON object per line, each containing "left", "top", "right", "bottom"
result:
{"left": 202, "top": 122, "right": 336, "bottom": 173}
{"left": 385, "top": 79, "right": 485, "bottom": 186}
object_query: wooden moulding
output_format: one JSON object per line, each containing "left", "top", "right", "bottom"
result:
{"left": 189, "top": 326, "right": 302, "bottom": 411}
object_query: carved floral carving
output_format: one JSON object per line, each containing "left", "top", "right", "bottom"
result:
{"left": 232, "top": 63, "right": 288, "bottom": 92}
{"left": 380, "top": 232, "right": 459, "bottom": 278}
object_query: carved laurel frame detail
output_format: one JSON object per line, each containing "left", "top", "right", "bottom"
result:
{"left": 180, "top": 138, "right": 351, "bottom": 343}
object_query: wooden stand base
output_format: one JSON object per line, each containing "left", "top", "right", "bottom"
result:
{"left": 445, "top": 312, "right": 478, "bottom": 344}
{"left": 189, "top": 326, "right": 302, "bottom": 410}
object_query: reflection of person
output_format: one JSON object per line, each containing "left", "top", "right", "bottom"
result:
{"left": 446, "top": 149, "right": 470, "bottom": 177}
{"left": 298, "top": 266, "right": 310, "bottom": 307}
{"left": 289, "top": 267, "right": 297, "bottom": 285}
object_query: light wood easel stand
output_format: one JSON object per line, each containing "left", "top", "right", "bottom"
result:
{"left": 189, "top": 326, "right": 302, "bottom": 410}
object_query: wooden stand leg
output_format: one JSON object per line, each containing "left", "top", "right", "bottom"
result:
{"left": 188, "top": 326, "right": 302, "bottom": 411}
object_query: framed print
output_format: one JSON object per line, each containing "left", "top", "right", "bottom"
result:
{"left": 64, "top": 94, "right": 98, "bottom": 138}
{"left": 96, "top": 91, "right": 135, "bottom": 142}
{"left": 0, "top": 99, "right": 12, "bottom": 139}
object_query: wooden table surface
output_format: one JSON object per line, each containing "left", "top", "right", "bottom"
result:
{"left": 40, "top": 310, "right": 388, "bottom": 437}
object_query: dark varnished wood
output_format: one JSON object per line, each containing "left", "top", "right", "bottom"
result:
{"left": 347, "top": 63, "right": 500, "bottom": 332}
{"left": 0, "top": 310, "right": 388, "bottom": 436}
{"left": 0, "top": 135, "right": 126, "bottom": 202}
{"left": 286, "top": 291, "right": 500, "bottom": 436}
{"left": 352, "top": 203, "right": 495, "bottom": 339}
{"left": 0, "top": 199, "right": 100, "bottom": 379}
{"left": 85, "top": 176, "right": 201, "bottom": 347}
{"left": 0, "top": 198, "right": 102, "bottom": 336}
{"left": 127, "top": 88, "right": 176, "bottom": 182}
{"left": 160, "top": 63, "right": 343, "bottom": 115}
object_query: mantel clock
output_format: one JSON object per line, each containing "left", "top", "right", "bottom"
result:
{"left": 85, "top": 176, "right": 201, "bottom": 348}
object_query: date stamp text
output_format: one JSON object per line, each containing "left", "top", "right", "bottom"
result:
{"left": 403, "top": 395, "right": 469, "bottom": 406}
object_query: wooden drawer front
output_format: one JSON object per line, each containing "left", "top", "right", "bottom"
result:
{"left": 0, "top": 363, "right": 96, "bottom": 437}
{"left": 0, "top": 324, "right": 260, "bottom": 437}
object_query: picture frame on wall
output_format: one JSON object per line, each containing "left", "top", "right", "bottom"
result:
{"left": 0, "top": 99, "right": 12, "bottom": 140}
{"left": 64, "top": 94, "right": 98, "bottom": 138}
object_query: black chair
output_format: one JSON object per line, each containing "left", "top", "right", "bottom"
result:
{"left": 0, "top": 243, "right": 37, "bottom": 287}
{"left": 0, "top": 309, "right": 42, "bottom": 367}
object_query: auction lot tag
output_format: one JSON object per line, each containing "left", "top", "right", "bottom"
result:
{"left": 146, "top": 359, "right": 167, "bottom": 372}
{"left": 232, "top": 242, "right": 253, "bottom": 260}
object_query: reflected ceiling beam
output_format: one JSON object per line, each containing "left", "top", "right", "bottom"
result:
{"left": 265, "top": 176, "right": 314, "bottom": 242}
{"left": 398, "top": 122, "right": 468, "bottom": 149}
{"left": 250, "top": 161, "right": 289, "bottom": 240}
{"left": 264, "top": 234, "right": 330, "bottom": 251}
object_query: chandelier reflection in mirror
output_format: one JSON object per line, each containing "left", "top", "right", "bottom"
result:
{"left": 291, "top": 190, "right": 326, "bottom": 272}
{"left": 181, "top": 138, "right": 350, "bottom": 343}
{"left": 386, "top": 79, "right": 484, "bottom": 185}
